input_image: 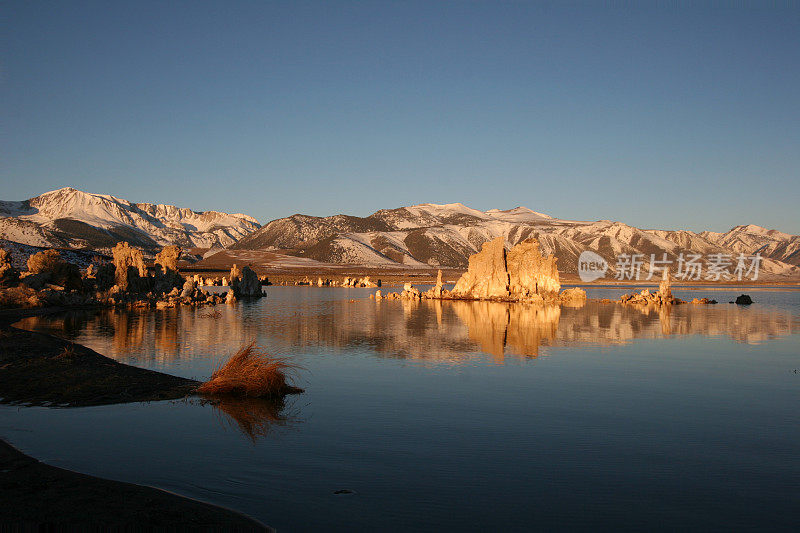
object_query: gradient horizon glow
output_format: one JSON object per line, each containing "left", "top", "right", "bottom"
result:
{"left": 3, "top": 2, "right": 799, "bottom": 232}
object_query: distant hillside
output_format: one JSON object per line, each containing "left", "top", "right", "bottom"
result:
{"left": 233, "top": 203, "right": 800, "bottom": 279}
{"left": 3, "top": 190, "right": 797, "bottom": 280}
{"left": 0, "top": 188, "right": 260, "bottom": 250}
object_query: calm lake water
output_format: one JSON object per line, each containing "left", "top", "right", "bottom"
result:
{"left": 3, "top": 286, "right": 799, "bottom": 531}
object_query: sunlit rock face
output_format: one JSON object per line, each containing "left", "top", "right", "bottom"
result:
{"left": 425, "top": 269, "right": 445, "bottom": 298}
{"left": 451, "top": 237, "right": 509, "bottom": 299}
{"left": 507, "top": 239, "right": 560, "bottom": 298}
{"left": 559, "top": 287, "right": 587, "bottom": 306}
{"left": 658, "top": 269, "right": 672, "bottom": 300}
{"left": 112, "top": 242, "right": 146, "bottom": 290}
{"left": 449, "top": 237, "right": 561, "bottom": 302}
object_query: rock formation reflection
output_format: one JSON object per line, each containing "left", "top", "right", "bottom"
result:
{"left": 17, "top": 297, "right": 800, "bottom": 366}
{"left": 449, "top": 301, "right": 561, "bottom": 360}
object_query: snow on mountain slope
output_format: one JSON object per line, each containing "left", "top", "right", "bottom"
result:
{"left": 485, "top": 207, "right": 553, "bottom": 223}
{"left": 700, "top": 225, "right": 800, "bottom": 266}
{"left": 233, "top": 202, "right": 800, "bottom": 278}
{"left": 0, "top": 188, "right": 260, "bottom": 250}
{"left": 3, "top": 191, "right": 797, "bottom": 279}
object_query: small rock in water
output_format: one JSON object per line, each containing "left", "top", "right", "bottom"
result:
{"left": 333, "top": 489, "right": 356, "bottom": 495}
{"left": 735, "top": 294, "right": 753, "bottom": 305}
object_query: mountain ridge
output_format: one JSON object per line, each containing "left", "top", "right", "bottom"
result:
{"left": 232, "top": 203, "right": 800, "bottom": 279}
{"left": 1, "top": 190, "right": 798, "bottom": 279}
{"left": 0, "top": 187, "right": 260, "bottom": 250}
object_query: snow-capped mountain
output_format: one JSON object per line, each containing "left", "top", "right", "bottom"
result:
{"left": 0, "top": 188, "right": 260, "bottom": 250}
{"left": 3, "top": 191, "right": 797, "bottom": 279}
{"left": 232, "top": 203, "right": 800, "bottom": 278}
{"left": 699, "top": 225, "right": 800, "bottom": 266}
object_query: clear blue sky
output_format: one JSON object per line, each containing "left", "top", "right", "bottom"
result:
{"left": 3, "top": 1, "right": 799, "bottom": 232}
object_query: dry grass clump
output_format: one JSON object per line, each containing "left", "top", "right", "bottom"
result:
{"left": 197, "top": 341, "right": 303, "bottom": 399}
{"left": 25, "top": 249, "right": 82, "bottom": 289}
{"left": 53, "top": 345, "right": 77, "bottom": 361}
{"left": 27, "top": 249, "right": 63, "bottom": 274}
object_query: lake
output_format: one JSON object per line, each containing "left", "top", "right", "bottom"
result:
{"left": 2, "top": 286, "right": 799, "bottom": 531}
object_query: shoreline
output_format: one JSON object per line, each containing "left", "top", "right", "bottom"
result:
{"left": 177, "top": 268, "right": 800, "bottom": 288}
{"left": 0, "top": 317, "right": 198, "bottom": 407}
{"left": 0, "top": 438, "right": 270, "bottom": 531}
{"left": 0, "top": 307, "right": 273, "bottom": 529}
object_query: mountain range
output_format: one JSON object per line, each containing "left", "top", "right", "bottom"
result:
{"left": 0, "top": 188, "right": 259, "bottom": 250}
{"left": 1, "top": 188, "right": 798, "bottom": 279}
{"left": 232, "top": 202, "right": 800, "bottom": 279}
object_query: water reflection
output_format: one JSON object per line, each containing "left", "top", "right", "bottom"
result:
{"left": 17, "top": 297, "right": 800, "bottom": 366}
{"left": 450, "top": 301, "right": 561, "bottom": 360}
{"left": 206, "top": 396, "right": 299, "bottom": 443}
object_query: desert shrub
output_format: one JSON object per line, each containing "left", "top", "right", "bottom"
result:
{"left": 0, "top": 285, "right": 45, "bottom": 308}
{"left": 93, "top": 263, "right": 116, "bottom": 291}
{"left": 25, "top": 249, "right": 82, "bottom": 290}
{"left": 197, "top": 342, "right": 303, "bottom": 398}
{"left": 27, "top": 249, "right": 62, "bottom": 274}
{"left": 155, "top": 245, "right": 181, "bottom": 273}
{"left": 0, "top": 247, "right": 20, "bottom": 286}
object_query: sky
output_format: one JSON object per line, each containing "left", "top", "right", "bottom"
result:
{"left": 3, "top": 1, "right": 799, "bottom": 233}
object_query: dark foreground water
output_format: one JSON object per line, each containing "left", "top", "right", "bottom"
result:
{"left": 2, "top": 287, "right": 799, "bottom": 531}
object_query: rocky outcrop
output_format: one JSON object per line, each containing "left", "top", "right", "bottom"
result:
{"left": 361, "top": 276, "right": 378, "bottom": 288}
{"left": 231, "top": 266, "right": 263, "bottom": 297}
{"left": 448, "top": 237, "right": 562, "bottom": 302}
{"left": 180, "top": 279, "right": 196, "bottom": 298}
{"left": 620, "top": 289, "right": 679, "bottom": 306}
{"left": 112, "top": 242, "right": 146, "bottom": 291}
{"left": 0, "top": 241, "right": 232, "bottom": 310}
{"left": 373, "top": 239, "right": 576, "bottom": 304}
{"left": 230, "top": 264, "right": 241, "bottom": 282}
{"left": 400, "top": 282, "right": 422, "bottom": 299}
{"left": 373, "top": 238, "right": 575, "bottom": 303}
{"left": 507, "top": 239, "right": 560, "bottom": 298}
{"left": 559, "top": 287, "right": 587, "bottom": 306}
{"left": 451, "top": 238, "right": 510, "bottom": 299}
{"left": 339, "top": 276, "right": 380, "bottom": 288}
{"left": 658, "top": 269, "right": 672, "bottom": 301}
{"left": 619, "top": 269, "right": 679, "bottom": 306}
{"left": 734, "top": 294, "right": 753, "bottom": 305}
{"left": 690, "top": 297, "right": 717, "bottom": 304}
{"left": 425, "top": 270, "right": 445, "bottom": 298}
